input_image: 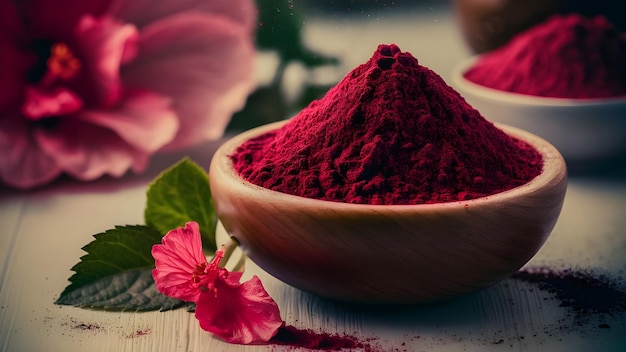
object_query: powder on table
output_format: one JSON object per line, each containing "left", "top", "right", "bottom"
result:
{"left": 464, "top": 14, "right": 626, "bottom": 99}
{"left": 270, "top": 325, "right": 374, "bottom": 351}
{"left": 512, "top": 266, "right": 626, "bottom": 315}
{"left": 232, "top": 44, "right": 543, "bottom": 205}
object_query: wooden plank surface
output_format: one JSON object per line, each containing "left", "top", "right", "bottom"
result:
{"left": 3, "top": 174, "right": 625, "bottom": 351}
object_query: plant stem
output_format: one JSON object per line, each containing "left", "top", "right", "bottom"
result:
{"left": 218, "top": 238, "right": 247, "bottom": 272}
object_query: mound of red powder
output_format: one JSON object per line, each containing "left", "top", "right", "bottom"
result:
{"left": 464, "top": 14, "right": 626, "bottom": 98}
{"left": 232, "top": 44, "right": 542, "bottom": 205}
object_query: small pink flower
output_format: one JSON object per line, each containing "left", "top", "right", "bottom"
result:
{"left": 151, "top": 221, "right": 209, "bottom": 302}
{"left": 1, "top": 0, "right": 256, "bottom": 189}
{"left": 152, "top": 222, "right": 283, "bottom": 344}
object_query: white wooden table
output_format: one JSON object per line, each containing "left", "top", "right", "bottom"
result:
{"left": 1, "top": 5, "right": 625, "bottom": 351}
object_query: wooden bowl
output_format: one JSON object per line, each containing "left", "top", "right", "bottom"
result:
{"left": 209, "top": 120, "right": 568, "bottom": 304}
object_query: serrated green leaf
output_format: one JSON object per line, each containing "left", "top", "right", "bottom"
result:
{"left": 144, "top": 158, "right": 217, "bottom": 251}
{"left": 56, "top": 268, "right": 189, "bottom": 311}
{"left": 56, "top": 225, "right": 182, "bottom": 311}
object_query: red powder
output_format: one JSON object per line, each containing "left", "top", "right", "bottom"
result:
{"left": 270, "top": 325, "right": 372, "bottom": 350}
{"left": 512, "top": 267, "right": 626, "bottom": 315}
{"left": 464, "top": 14, "right": 626, "bottom": 98}
{"left": 232, "top": 44, "right": 542, "bottom": 205}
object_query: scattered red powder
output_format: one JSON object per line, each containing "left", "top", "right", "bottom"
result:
{"left": 127, "top": 328, "right": 151, "bottom": 338}
{"left": 512, "top": 266, "right": 626, "bottom": 314}
{"left": 270, "top": 325, "right": 374, "bottom": 351}
{"left": 232, "top": 44, "right": 542, "bottom": 205}
{"left": 259, "top": 268, "right": 623, "bottom": 349}
{"left": 464, "top": 14, "right": 626, "bottom": 98}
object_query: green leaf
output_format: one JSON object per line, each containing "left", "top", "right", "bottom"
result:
{"left": 145, "top": 158, "right": 217, "bottom": 251}
{"left": 56, "top": 225, "right": 184, "bottom": 311}
{"left": 55, "top": 268, "right": 189, "bottom": 311}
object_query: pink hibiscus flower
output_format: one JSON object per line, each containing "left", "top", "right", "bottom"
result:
{"left": 0, "top": 0, "right": 257, "bottom": 189}
{"left": 152, "top": 222, "right": 284, "bottom": 344}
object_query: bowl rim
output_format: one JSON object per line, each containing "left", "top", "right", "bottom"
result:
{"left": 211, "top": 120, "right": 567, "bottom": 213}
{"left": 451, "top": 55, "right": 626, "bottom": 108}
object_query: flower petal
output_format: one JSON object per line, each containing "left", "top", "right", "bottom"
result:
{"left": 72, "top": 14, "right": 139, "bottom": 107}
{"left": 121, "top": 11, "right": 255, "bottom": 150}
{"left": 0, "top": 116, "right": 61, "bottom": 189}
{"left": 21, "top": 86, "right": 83, "bottom": 120}
{"left": 152, "top": 222, "right": 207, "bottom": 302}
{"left": 111, "top": 0, "right": 256, "bottom": 33}
{"left": 80, "top": 90, "right": 178, "bottom": 152}
{"left": 195, "top": 275, "right": 283, "bottom": 344}
{"left": 18, "top": 0, "right": 111, "bottom": 40}
{"left": 32, "top": 90, "right": 176, "bottom": 181}
{"left": 34, "top": 120, "right": 144, "bottom": 181}
{"left": 0, "top": 0, "right": 34, "bottom": 114}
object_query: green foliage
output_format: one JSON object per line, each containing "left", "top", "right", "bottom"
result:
{"left": 256, "top": 0, "right": 338, "bottom": 67}
{"left": 55, "top": 225, "right": 186, "bottom": 311}
{"left": 228, "top": 0, "right": 341, "bottom": 131}
{"left": 145, "top": 158, "right": 217, "bottom": 251}
{"left": 57, "top": 159, "right": 216, "bottom": 311}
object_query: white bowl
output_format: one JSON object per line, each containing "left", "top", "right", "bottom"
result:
{"left": 451, "top": 56, "right": 626, "bottom": 163}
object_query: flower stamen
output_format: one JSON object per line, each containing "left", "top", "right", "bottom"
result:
{"left": 192, "top": 262, "right": 208, "bottom": 283}
{"left": 47, "top": 43, "right": 81, "bottom": 80}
